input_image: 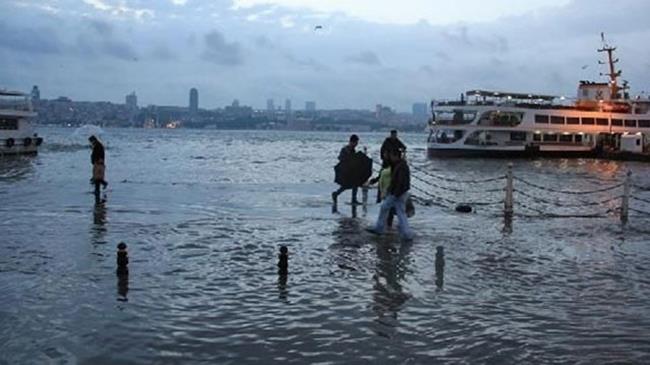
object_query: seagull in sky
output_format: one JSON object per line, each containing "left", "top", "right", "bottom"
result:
{"left": 314, "top": 25, "right": 323, "bottom": 31}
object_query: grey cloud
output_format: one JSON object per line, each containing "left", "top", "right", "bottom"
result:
{"left": 151, "top": 44, "right": 177, "bottom": 60}
{"left": 254, "top": 35, "right": 274, "bottom": 49}
{"left": 0, "top": 22, "right": 62, "bottom": 54}
{"left": 346, "top": 51, "right": 381, "bottom": 66}
{"left": 102, "top": 39, "right": 138, "bottom": 61}
{"left": 202, "top": 30, "right": 243, "bottom": 65}
{"left": 89, "top": 19, "right": 113, "bottom": 36}
{"left": 283, "top": 52, "right": 328, "bottom": 71}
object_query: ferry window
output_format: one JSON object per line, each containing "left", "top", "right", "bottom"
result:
{"left": 0, "top": 118, "right": 18, "bottom": 130}
{"left": 638, "top": 120, "right": 650, "bottom": 128}
{"left": 566, "top": 117, "right": 579, "bottom": 125}
{"left": 543, "top": 133, "right": 558, "bottom": 142}
{"left": 510, "top": 132, "right": 526, "bottom": 141}
{"left": 574, "top": 134, "right": 583, "bottom": 143}
{"left": 559, "top": 134, "right": 572, "bottom": 142}
{"left": 637, "top": 140, "right": 641, "bottom": 146}
{"left": 435, "top": 110, "right": 477, "bottom": 125}
{"left": 624, "top": 120, "right": 637, "bottom": 127}
{"left": 596, "top": 118, "right": 609, "bottom": 126}
{"left": 581, "top": 118, "right": 595, "bottom": 125}
{"left": 534, "top": 115, "right": 549, "bottom": 124}
{"left": 533, "top": 133, "right": 541, "bottom": 142}
{"left": 611, "top": 119, "right": 623, "bottom": 126}
{"left": 480, "top": 111, "right": 523, "bottom": 126}
{"left": 550, "top": 116, "right": 565, "bottom": 124}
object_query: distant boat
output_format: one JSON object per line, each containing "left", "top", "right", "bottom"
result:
{"left": 0, "top": 89, "right": 42, "bottom": 156}
{"left": 427, "top": 35, "right": 650, "bottom": 160}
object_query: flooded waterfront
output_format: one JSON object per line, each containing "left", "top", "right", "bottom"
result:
{"left": 1, "top": 128, "right": 650, "bottom": 364}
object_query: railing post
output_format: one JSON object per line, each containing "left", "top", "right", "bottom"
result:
{"left": 621, "top": 170, "right": 631, "bottom": 224}
{"left": 505, "top": 163, "right": 513, "bottom": 217}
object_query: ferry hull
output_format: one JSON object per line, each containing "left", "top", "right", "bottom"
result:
{"left": 427, "top": 147, "right": 597, "bottom": 159}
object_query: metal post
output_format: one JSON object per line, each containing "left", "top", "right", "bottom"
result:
{"left": 621, "top": 170, "right": 631, "bottom": 224}
{"left": 505, "top": 163, "right": 513, "bottom": 217}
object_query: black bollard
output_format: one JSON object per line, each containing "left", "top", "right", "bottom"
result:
{"left": 435, "top": 246, "right": 445, "bottom": 289}
{"left": 278, "top": 246, "right": 288, "bottom": 275}
{"left": 116, "top": 242, "right": 129, "bottom": 275}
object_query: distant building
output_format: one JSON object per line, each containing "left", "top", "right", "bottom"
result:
{"left": 412, "top": 102, "right": 428, "bottom": 118}
{"left": 305, "top": 101, "right": 316, "bottom": 112}
{"left": 285, "top": 99, "right": 291, "bottom": 112}
{"left": 266, "top": 98, "right": 274, "bottom": 113}
{"left": 125, "top": 92, "right": 138, "bottom": 109}
{"left": 232, "top": 99, "right": 240, "bottom": 108}
{"left": 30, "top": 85, "right": 40, "bottom": 102}
{"left": 189, "top": 88, "right": 198, "bottom": 114}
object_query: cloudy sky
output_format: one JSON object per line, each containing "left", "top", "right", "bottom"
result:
{"left": 1, "top": 0, "right": 649, "bottom": 111}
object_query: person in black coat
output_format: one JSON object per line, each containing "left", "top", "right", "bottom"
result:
{"left": 332, "top": 134, "right": 361, "bottom": 205}
{"left": 380, "top": 130, "right": 406, "bottom": 162}
{"left": 89, "top": 135, "right": 108, "bottom": 204}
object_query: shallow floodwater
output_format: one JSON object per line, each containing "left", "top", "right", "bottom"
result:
{"left": 1, "top": 128, "right": 650, "bottom": 364}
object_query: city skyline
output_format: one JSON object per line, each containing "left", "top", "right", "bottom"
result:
{"left": 2, "top": 1, "right": 650, "bottom": 111}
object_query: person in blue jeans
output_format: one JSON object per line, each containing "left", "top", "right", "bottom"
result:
{"left": 367, "top": 149, "right": 414, "bottom": 241}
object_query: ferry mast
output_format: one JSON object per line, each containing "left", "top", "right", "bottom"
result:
{"left": 598, "top": 32, "right": 624, "bottom": 100}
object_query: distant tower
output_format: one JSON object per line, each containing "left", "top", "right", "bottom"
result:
{"left": 30, "top": 85, "right": 40, "bottom": 102}
{"left": 232, "top": 99, "right": 240, "bottom": 108}
{"left": 305, "top": 101, "right": 316, "bottom": 112}
{"left": 285, "top": 99, "right": 291, "bottom": 113}
{"left": 266, "top": 98, "right": 275, "bottom": 113}
{"left": 189, "top": 88, "right": 199, "bottom": 114}
{"left": 125, "top": 92, "right": 138, "bottom": 109}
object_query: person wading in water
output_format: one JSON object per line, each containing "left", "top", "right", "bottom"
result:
{"left": 89, "top": 135, "right": 108, "bottom": 204}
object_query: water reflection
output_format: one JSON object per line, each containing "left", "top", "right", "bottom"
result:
{"left": 372, "top": 240, "right": 412, "bottom": 327}
{"left": 117, "top": 272, "right": 129, "bottom": 302}
{"left": 91, "top": 203, "right": 107, "bottom": 245}
{"left": 0, "top": 156, "right": 34, "bottom": 183}
{"left": 435, "top": 246, "right": 445, "bottom": 290}
{"left": 277, "top": 274, "right": 288, "bottom": 302}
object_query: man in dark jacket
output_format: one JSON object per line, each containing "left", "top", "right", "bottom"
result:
{"left": 380, "top": 130, "right": 406, "bottom": 162}
{"left": 332, "top": 134, "right": 360, "bottom": 205}
{"left": 89, "top": 135, "right": 107, "bottom": 204}
{"left": 367, "top": 148, "right": 413, "bottom": 240}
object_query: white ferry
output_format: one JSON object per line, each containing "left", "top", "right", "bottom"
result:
{"left": 0, "top": 90, "right": 42, "bottom": 156}
{"left": 427, "top": 36, "right": 650, "bottom": 160}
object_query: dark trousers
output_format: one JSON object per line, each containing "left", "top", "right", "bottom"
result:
{"left": 333, "top": 186, "right": 358, "bottom": 202}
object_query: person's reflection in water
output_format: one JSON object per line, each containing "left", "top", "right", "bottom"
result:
{"left": 435, "top": 246, "right": 445, "bottom": 290}
{"left": 372, "top": 239, "right": 412, "bottom": 336}
{"left": 331, "top": 216, "right": 364, "bottom": 274}
{"left": 91, "top": 202, "right": 107, "bottom": 245}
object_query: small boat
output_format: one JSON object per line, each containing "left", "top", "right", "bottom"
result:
{"left": 426, "top": 34, "right": 650, "bottom": 160}
{"left": 0, "top": 89, "right": 42, "bottom": 156}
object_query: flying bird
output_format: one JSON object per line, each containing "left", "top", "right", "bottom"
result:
{"left": 581, "top": 65, "right": 589, "bottom": 70}
{"left": 314, "top": 25, "right": 323, "bottom": 31}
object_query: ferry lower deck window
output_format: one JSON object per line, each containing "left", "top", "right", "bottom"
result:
{"left": 559, "top": 134, "right": 572, "bottom": 142}
{"left": 639, "top": 120, "right": 650, "bottom": 128}
{"left": 510, "top": 132, "right": 526, "bottom": 141}
{"left": 566, "top": 117, "right": 579, "bottom": 125}
{"left": 0, "top": 118, "right": 18, "bottom": 130}
{"left": 625, "top": 120, "right": 637, "bottom": 127}
{"left": 581, "top": 118, "right": 595, "bottom": 125}
{"left": 550, "top": 116, "right": 565, "bottom": 124}
{"left": 574, "top": 134, "right": 583, "bottom": 142}
{"left": 611, "top": 119, "right": 623, "bottom": 126}
{"left": 543, "top": 134, "right": 557, "bottom": 142}
{"left": 535, "top": 115, "right": 549, "bottom": 124}
{"left": 596, "top": 118, "right": 609, "bottom": 126}
{"left": 533, "top": 133, "right": 541, "bottom": 141}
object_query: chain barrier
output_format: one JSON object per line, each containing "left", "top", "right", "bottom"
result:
{"left": 365, "top": 157, "right": 648, "bottom": 222}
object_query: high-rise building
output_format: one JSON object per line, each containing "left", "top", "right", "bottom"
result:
{"left": 30, "top": 85, "right": 40, "bottom": 102}
{"left": 125, "top": 92, "right": 138, "bottom": 109}
{"left": 285, "top": 99, "right": 291, "bottom": 112}
{"left": 232, "top": 99, "right": 240, "bottom": 108}
{"left": 305, "top": 101, "right": 316, "bottom": 112}
{"left": 412, "top": 102, "right": 428, "bottom": 118}
{"left": 266, "top": 98, "right": 274, "bottom": 113}
{"left": 189, "top": 88, "right": 198, "bottom": 114}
